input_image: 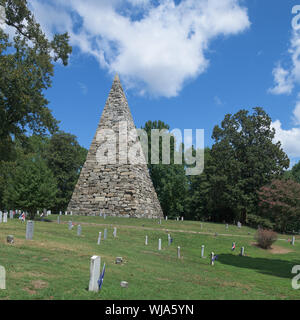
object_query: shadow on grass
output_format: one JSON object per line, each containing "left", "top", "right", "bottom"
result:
{"left": 218, "top": 254, "right": 300, "bottom": 279}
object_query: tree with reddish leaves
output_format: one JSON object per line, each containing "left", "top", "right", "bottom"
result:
{"left": 258, "top": 179, "right": 300, "bottom": 233}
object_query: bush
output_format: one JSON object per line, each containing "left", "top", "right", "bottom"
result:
{"left": 255, "top": 229, "right": 278, "bottom": 249}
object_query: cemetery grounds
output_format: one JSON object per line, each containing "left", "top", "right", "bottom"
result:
{"left": 0, "top": 215, "right": 299, "bottom": 300}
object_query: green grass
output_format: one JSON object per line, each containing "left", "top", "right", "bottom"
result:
{"left": 0, "top": 216, "right": 299, "bottom": 300}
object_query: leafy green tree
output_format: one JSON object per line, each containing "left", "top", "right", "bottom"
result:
{"left": 0, "top": 0, "right": 72, "bottom": 160}
{"left": 291, "top": 161, "right": 300, "bottom": 184}
{"left": 142, "top": 120, "right": 188, "bottom": 218}
{"left": 210, "top": 107, "right": 290, "bottom": 223}
{"left": 3, "top": 156, "right": 57, "bottom": 219}
{"left": 44, "top": 132, "right": 87, "bottom": 212}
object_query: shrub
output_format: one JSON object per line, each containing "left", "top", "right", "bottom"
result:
{"left": 255, "top": 229, "right": 278, "bottom": 249}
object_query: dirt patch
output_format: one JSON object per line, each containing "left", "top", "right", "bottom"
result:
{"left": 31, "top": 280, "right": 48, "bottom": 289}
{"left": 251, "top": 242, "right": 293, "bottom": 254}
{"left": 23, "top": 288, "right": 37, "bottom": 295}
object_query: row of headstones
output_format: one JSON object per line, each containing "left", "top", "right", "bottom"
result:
{"left": 0, "top": 210, "right": 25, "bottom": 222}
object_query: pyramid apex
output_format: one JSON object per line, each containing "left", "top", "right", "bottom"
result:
{"left": 114, "top": 73, "right": 120, "bottom": 82}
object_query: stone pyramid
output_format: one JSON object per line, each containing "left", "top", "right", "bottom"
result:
{"left": 67, "top": 75, "right": 164, "bottom": 218}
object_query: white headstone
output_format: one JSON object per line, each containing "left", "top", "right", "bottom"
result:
{"left": 3, "top": 212, "right": 7, "bottom": 223}
{"left": 68, "top": 221, "right": 73, "bottom": 230}
{"left": 89, "top": 256, "right": 101, "bottom": 292}
{"left": 177, "top": 217, "right": 179, "bottom": 221}
{"left": 113, "top": 227, "right": 117, "bottom": 238}
{"left": 77, "top": 225, "right": 82, "bottom": 236}
{"left": 70, "top": 211, "right": 73, "bottom": 216}
{"left": 26, "top": 221, "right": 34, "bottom": 240}
{"left": 226, "top": 224, "right": 229, "bottom": 229}
{"left": 0, "top": 266, "right": 5, "bottom": 290}
{"left": 201, "top": 245, "right": 205, "bottom": 258}
{"left": 97, "top": 232, "right": 102, "bottom": 245}
{"left": 292, "top": 236, "right": 295, "bottom": 246}
{"left": 57, "top": 216, "right": 60, "bottom": 224}
{"left": 145, "top": 235, "right": 148, "bottom": 246}
{"left": 9, "top": 211, "right": 13, "bottom": 220}
{"left": 158, "top": 239, "right": 162, "bottom": 251}
{"left": 59, "top": 211, "right": 62, "bottom": 216}
{"left": 211, "top": 252, "right": 215, "bottom": 266}
{"left": 181, "top": 216, "right": 184, "bottom": 221}
{"left": 240, "top": 247, "right": 245, "bottom": 256}
{"left": 168, "top": 234, "right": 171, "bottom": 246}
{"left": 177, "top": 246, "right": 181, "bottom": 259}
{"left": 165, "top": 216, "right": 168, "bottom": 221}
{"left": 0, "top": 211, "right": 3, "bottom": 223}
{"left": 65, "top": 211, "right": 68, "bottom": 216}
{"left": 104, "top": 228, "right": 107, "bottom": 240}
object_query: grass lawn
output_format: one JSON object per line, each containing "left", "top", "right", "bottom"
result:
{"left": 0, "top": 215, "right": 299, "bottom": 300}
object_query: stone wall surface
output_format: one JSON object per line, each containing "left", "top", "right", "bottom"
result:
{"left": 67, "top": 75, "right": 164, "bottom": 218}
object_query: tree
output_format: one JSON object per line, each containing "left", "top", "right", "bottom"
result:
{"left": 0, "top": 0, "right": 72, "bottom": 160}
{"left": 291, "top": 161, "right": 300, "bottom": 184}
{"left": 210, "top": 107, "right": 290, "bottom": 223}
{"left": 258, "top": 179, "right": 300, "bottom": 233}
{"left": 44, "top": 132, "right": 87, "bottom": 212}
{"left": 3, "top": 156, "right": 58, "bottom": 219}
{"left": 142, "top": 120, "right": 188, "bottom": 218}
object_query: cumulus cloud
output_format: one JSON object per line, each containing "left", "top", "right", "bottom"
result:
{"left": 269, "top": 65, "right": 294, "bottom": 95}
{"left": 29, "top": 0, "right": 250, "bottom": 97}
{"left": 272, "top": 120, "right": 300, "bottom": 158}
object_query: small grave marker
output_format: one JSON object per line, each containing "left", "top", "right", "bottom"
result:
{"left": 240, "top": 247, "right": 245, "bottom": 256}
{"left": 211, "top": 252, "right": 215, "bottom": 266}
{"left": 292, "top": 236, "right": 295, "bottom": 246}
{"left": 177, "top": 246, "right": 181, "bottom": 259}
{"left": 3, "top": 212, "right": 7, "bottom": 223}
{"left": 113, "top": 227, "right": 117, "bottom": 238}
{"left": 0, "top": 266, "right": 5, "bottom": 290}
{"left": 158, "top": 239, "right": 162, "bottom": 251}
{"left": 201, "top": 245, "right": 205, "bottom": 258}
{"left": 89, "top": 256, "right": 101, "bottom": 292}
{"left": 68, "top": 221, "right": 73, "bottom": 230}
{"left": 26, "top": 221, "right": 34, "bottom": 240}
{"left": 120, "top": 281, "right": 128, "bottom": 288}
{"left": 0, "top": 211, "right": 3, "bottom": 223}
{"left": 145, "top": 235, "right": 148, "bottom": 246}
{"left": 77, "top": 225, "right": 82, "bottom": 236}
{"left": 104, "top": 228, "right": 107, "bottom": 240}
{"left": 7, "top": 235, "right": 14, "bottom": 244}
{"left": 97, "top": 232, "right": 102, "bottom": 245}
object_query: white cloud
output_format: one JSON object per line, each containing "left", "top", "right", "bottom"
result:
{"left": 269, "top": 65, "right": 294, "bottom": 95}
{"left": 29, "top": 0, "right": 250, "bottom": 97}
{"left": 272, "top": 120, "right": 300, "bottom": 158}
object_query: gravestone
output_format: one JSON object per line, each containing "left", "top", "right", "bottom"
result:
{"left": 201, "top": 245, "right": 205, "bottom": 258}
{"left": 165, "top": 216, "right": 168, "bottom": 221}
{"left": 158, "top": 239, "right": 162, "bottom": 251}
{"left": 104, "top": 214, "right": 106, "bottom": 220}
{"left": 70, "top": 211, "right": 73, "bottom": 216}
{"left": 237, "top": 221, "right": 242, "bottom": 228}
{"left": 9, "top": 211, "right": 13, "bottom": 220}
{"left": 177, "top": 217, "right": 179, "bottom": 221}
{"left": 200, "top": 223, "right": 203, "bottom": 229}
{"left": 7, "top": 235, "right": 14, "bottom": 244}
{"left": 116, "top": 257, "right": 123, "bottom": 264}
{"left": 65, "top": 211, "right": 68, "bottom": 216}
{"left": 59, "top": 211, "right": 62, "bottom": 216}
{"left": 26, "top": 221, "right": 34, "bottom": 240}
{"left": 3, "top": 212, "right": 7, "bottom": 223}
{"left": 113, "top": 227, "right": 117, "bottom": 238}
{"left": 89, "top": 256, "right": 101, "bottom": 292}
{"left": 68, "top": 221, "right": 73, "bottom": 230}
{"left": 145, "top": 235, "right": 148, "bottom": 246}
{"left": 97, "top": 232, "right": 102, "bottom": 245}
{"left": 168, "top": 234, "right": 171, "bottom": 246}
{"left": 181, "top": 217, "right": 184, "bottom": 221}
{"left": 211, "top": 252, "right": 215, "bottom": 266}
{"left": 226, "top": 224, "right": 229, "bottom": 230}
{"left": 77, "top": 225, "right": 82, "bottom": 236}
{"left": 104, "top": 228, "right": 107, "bottom": 240}
{"left": 240, "top": 247, "right": 245, "bottom": 256}
{"left": 0, "top": 211, "right": 3, "bottom": 223}
{"left": 0, "top": 266, "right": 5, "bottom": 290}
{"left": 120, "top": 281, "right": 128, "bottom": 288}
{"left": 37, "top": 210, "right": 40, "bottom": 217}
{"left": 177, "top": 246, "right": 181, "bottom": 259}
{"left": 57, "top": 216, "right": 60, "bottom": 224}
{"left": 292, "top": 236, "right": 295, "bottom": 246}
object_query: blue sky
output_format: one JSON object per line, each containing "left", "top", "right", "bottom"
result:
{"left": 20, "top": 0, "right": 300, "bottom": 167}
